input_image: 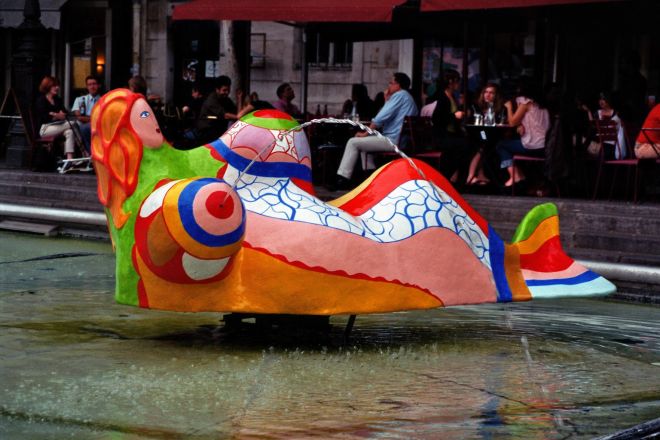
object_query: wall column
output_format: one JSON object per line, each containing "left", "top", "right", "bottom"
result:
{"left": 7, "top": 0, "right": 50, "bottom": 168}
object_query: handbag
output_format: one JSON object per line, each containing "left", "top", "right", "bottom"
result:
{"left": 587, "top": 140, "right": 615, "bottom": 160}
{"left": 587, "top": 140, "right": 601, "bottom": 157}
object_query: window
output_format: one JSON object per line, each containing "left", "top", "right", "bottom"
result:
{"left": 306, "top": 32, "right": 352, "bottom": 69}
{"left": 250, "top": 33, "right": 266, "bottom": 68}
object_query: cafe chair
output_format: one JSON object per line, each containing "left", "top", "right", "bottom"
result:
{"left": 511, "top": 154, "right": 546, "bottom": 196}
{"left": 592, "top": 119, "right": 646, "bottom": 202}
{"left": 27, "top": 108, "right": 59, "bottom": 172}
{"left": 408, "top": 116, "right": 440, "bottom": 163}
{"left": 370, "top": 116, "right": 418, "bottom": 167}
{"left": 511, "top": 116, "right": 564, "bottom": 197}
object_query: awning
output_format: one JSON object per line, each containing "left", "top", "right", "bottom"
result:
{"left": 172, "top": 0, "right": 408, "bottom": 22}
{"left": 420, "top": 0, "right": 619, "bottom": 11}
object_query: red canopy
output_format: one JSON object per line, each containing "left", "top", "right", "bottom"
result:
{"left": 172, "top": 0, "right": 407, "bottom": 22}
{"left": 421, "top": 0, "right": 618, "bottom": 11}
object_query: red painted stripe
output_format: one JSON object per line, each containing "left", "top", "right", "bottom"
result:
{"left": 337, "top": 159, "right": 489, "bottom": 235}
{"left": 132, "top": 246, "right": 150, "bottom": 308}
{"left": 291, "top": 177, "right": 315, "bottom": 195}
{"left": 519, "top": 236, "right": 573, "bottom": 272}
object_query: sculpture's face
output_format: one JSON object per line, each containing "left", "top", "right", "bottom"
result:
{"left": 130, "top": 98, "right": 163, "bottom": 148}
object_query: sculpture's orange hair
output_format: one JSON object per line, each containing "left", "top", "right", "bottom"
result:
{"left": 90, "top": 89, "right": 143, "bottom": 229}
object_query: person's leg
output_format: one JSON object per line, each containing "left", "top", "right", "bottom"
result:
{"left": 496, "top": 138, "right": 525, "bottom": 186}
{"left": 435, "top": 135, "right": 470, "bottom": 183}
{"left": 360, "top": 136, "right": 394, "bottom": 171}
{"left": 62, "top": 128, "right": 75, "bottom": 159}
{"left": 40, "top": 124, "right": 75, "bottom": 160}
{"left": 78, "top": 122, "right": 91, "bottom": 154}
{"left": 337, "top": 137, "right": 363, "bottom": 179}
{"left": 468, "top": 150, "right": 491, "bottom": 184}
{"left": 337, "top": 136, "right": 392, "bottom": 179}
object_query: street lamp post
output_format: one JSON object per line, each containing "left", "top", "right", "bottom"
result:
{"left": 6, "top": 0, "right": 51, "bottom": 168}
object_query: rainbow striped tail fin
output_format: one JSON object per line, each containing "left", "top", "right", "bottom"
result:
{"left": 503, "top": 203, "right": 616, "bottom": 300}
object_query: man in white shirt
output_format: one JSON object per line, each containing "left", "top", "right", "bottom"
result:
{"left": 333, "top": 72, "right": 418, "bottom": 190}
{"left": 71, "top": 75, "right": 101, "bottom": 153}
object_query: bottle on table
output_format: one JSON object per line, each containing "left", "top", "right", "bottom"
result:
{"left": 485, "top": 104, "right": 494, "bottom": 126}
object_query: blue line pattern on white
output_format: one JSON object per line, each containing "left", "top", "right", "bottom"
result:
{"left": 222, "top": 166, "right": 490, "bottom": 267}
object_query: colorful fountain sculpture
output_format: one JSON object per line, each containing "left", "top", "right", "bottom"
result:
{"left": 90, "top": 89, "right": 615, "bottom": 315}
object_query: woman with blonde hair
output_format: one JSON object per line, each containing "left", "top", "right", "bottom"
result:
{"left": 34, "top": 76, "right": 75, "bottom": 160}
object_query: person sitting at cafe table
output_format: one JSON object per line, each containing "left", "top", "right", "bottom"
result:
{"left": 233, "top": 90, "right": 274, "bottom": 120}
{"left": 181, "top": 83, "right": 205, "bottom": 119}
{"left": 341, "top": 83, "right": 375, "bottom": 121}
{"left": 272, "top": 82, "right": 301, "bottom": 118}
{"left": 195, "top": 75, "right": 237, "bottom": 144}
{"left": 496, "top": 80, "right": 550, "bottom": 187}
{"left": 431, "top": 69, "right": 469, "bottom": 184}
{"left": 71, "top": 74, "right": 101, "bottom": 154}
{"left": 465, "top": 83, "right": 504, "bottom": 186}
{"left": 634, "top": 102, "right": 660, "bottom": 159}
{"left": 583, "top": 91, "right": 627, "bottom": 160}
{"left": 35, "top": 75, "right": 76, "bottom": 161}
{"left": 333, "top": 72, "right": 418, "bottom": 190}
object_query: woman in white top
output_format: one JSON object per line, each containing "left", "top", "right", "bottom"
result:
{"left": 585, "top": 91, "right": 627, "bottom": 159}
{"left": 496, "top": 82, "right": 550, "bottom": 187}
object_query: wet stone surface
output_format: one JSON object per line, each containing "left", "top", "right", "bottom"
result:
{"left": 1, "top": 231, "right": 659, "bottom": 439}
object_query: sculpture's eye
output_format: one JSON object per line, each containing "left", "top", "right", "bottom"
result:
{"left": 140, "top": 110, "right": 150, "bottom": 118}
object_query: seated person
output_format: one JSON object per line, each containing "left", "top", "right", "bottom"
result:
{"left": 431, "top": 69, "right": 469, "bottom": 183}
{"left": 35, "top": 75, "right": 75, "bottom": 160}
{"left": 71, "top": 75, "right": 101, "bottom": 153}
{"left": 333, "top": 72, "right": 418, "bottom": 190}
{"left": 466, "top": 83, "right": 504, "bottom": 186}
{"left": 272, "top": 82, "right": 301, "bottom": 118}
{"left": 420, "top": 100, "right": 436, "bottom": 118}
{"left": 635, "top": 103, "right": 660, "bottom": 158}
{"left": 194, "top": 75, "right": 237, "bottom": 144}
{"left": 232, "top": 91, "right": 274, "bottom": 120}
{"left": 128, "top": 75, "right": 147, "bottom": 95}
{"left": 496, "top": 80, "right": 550, "bottom": 187}
{"left": 585, "top": 91, "right": 627, "bottom": 159}
{"left": 128, "top": 75, "right": 163, "bottom": 118}
{"left": 181, "top": 84, "right": 205, "bottom": 119}
{"left": 341, "top": 83, "right": 375, "bottom": 121}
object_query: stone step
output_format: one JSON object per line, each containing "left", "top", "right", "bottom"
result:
{"left": 0, "top": 219, "right": 59, "bottom": 236}
{"left": 0, "top": 194, "right": 103, "bottom": 212}
{"left": 465, "top": 196, "right": 660, "bottom": 237}
{"left": 0, "top": 182, "right": 99, "bottom": 204}
{"left": 570, "top": 247, "right": 660, "bottom": 267}
{"left": 569, "top": 230, "right": 660, "bottom": 256}
{"left": 479, "top": 223, "right": 659, "bottom": 266}
{"left": 465, "top": 194, "right": 660, "bottom": 218}
{"left": 485, "top": 223, "right": 659, "bottom": 262}
{"left": 0, "top": 169, "right": 98, "bottom": 186}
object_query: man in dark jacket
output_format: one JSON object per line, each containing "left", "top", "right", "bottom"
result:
{"left": 196, "top": 76, "right": 237, "bottom": 143}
